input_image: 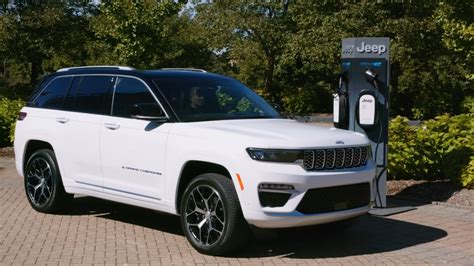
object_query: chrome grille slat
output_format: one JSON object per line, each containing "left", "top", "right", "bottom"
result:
{"left": 304, "top": 150, "right": 314, "bottom": 169}
{"left": 354, "top": 147, "right": 362, "bottom": 166}
{"left": 314, "top": 150, "right": 325, "bottom": 169}
{"left": 303, "top": 146, "right": 370, "bottom": 171}
{"left": 361, "top": 147, "right": 369, "bottom": 165}
{"left": 335, "top": 149, "right": 345, "bottom": 168}
{"left": 322, "top": 150, "right": 326, "bottom": 169}
{"left": 344, "top": 148, "right": 354, "bottom": 168}
{"left": 326, "top": 149, "right": 335, "bottom": 169}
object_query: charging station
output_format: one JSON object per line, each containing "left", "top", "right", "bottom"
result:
{"left": 334, "top": 37, "right": 390, "bottom": 207}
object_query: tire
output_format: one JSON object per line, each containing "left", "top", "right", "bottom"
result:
{"left": 180, "top": 173, "right": 249, "bottom": 256}
{"left": 24, "top": 149, "right": 73, "bottom": 213}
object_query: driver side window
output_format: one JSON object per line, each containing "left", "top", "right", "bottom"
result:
{"left": 112, "top": 77, "right": 159, "bottom": 118}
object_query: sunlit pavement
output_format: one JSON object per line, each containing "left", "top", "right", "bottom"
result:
{"left": 1, "top": 158, "right": 473, "bottom": 265}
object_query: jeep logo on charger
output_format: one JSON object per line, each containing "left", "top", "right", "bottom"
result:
{"left": 356, "top": 42, "right": 386, "bottom": 55}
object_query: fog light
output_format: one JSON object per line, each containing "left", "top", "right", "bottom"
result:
{"left": 258, "top": 183, "right": 295, "bottom": 191}
{"left": 259, "top": 192, "right": 291, "bottom": 207}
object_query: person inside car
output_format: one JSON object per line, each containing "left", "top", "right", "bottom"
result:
{"left": 183, "top": 86, "right": 212, "bottom": 114}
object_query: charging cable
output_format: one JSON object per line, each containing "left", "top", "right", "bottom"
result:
{"left": 366, "top": 69, "right": 387, "bottom": 207}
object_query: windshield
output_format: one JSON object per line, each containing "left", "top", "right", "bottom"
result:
{"left": 153, "top": 76, "right": 280, "bottom": 122}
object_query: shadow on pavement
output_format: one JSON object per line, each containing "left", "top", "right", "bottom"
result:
{"left": 237, "top": 214, "right": 447, "bottom": 259}
{"left": 63, "top": 196, "right": 447, "bottom": 259}
{"left": 63, "top": 196, "right": 184, "bottom": 236}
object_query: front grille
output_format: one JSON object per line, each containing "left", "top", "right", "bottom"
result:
{"left": 296, "top": 183, "right": 370, "bottom": 214}
{"left": 303, "top": 146, "right": 370, "bottom": 171}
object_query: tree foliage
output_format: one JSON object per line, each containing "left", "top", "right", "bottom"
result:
{"left": 0, "top": 0, "right": 472, "bottom": 119}
{"left": 0, "top": 1, "right": 95, "bottom": 87}
{"left": 194, "top": 0, "right": 295, "bottom": 104}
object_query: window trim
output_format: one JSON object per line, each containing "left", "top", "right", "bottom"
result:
{"left": 30, "top": 76, "right": 73, "bottom": 110}
{"left": 32, "top": 74, "right": 170, "bottom": 120}
{"left": 111, "top": 76, "right": 170, "bottom": 119}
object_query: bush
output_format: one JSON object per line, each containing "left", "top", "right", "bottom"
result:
{"left": 0, "top": 98, "right": 25, "bottom": 147}
{"left": 460, "top": 158, "right": 474, "bottom": 189}
{"left": 388, "top": 114, "right": 473, "bottom": 188}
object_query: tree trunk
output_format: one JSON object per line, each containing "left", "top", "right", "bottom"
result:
{"left": 30, "top": 59, "right": 42, "bottom": 85}
{"left": 264, "top": 55, "right": 279, "bottom": 105}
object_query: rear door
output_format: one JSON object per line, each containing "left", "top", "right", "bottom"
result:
{"left": 56, "top": 75, "right": 115, "bottom": 189}
{"left": 25, "top": 76, "right": 73, "bottom": 176}
{"left": 100, "top": 76, "right": 171, "bottom": 203}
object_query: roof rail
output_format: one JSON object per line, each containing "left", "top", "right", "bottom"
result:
{"left": 57, "top": 66, "right": 135, "bottom": 72}
{"left": 161, "top": 68, "right": 207, "bottom": 73}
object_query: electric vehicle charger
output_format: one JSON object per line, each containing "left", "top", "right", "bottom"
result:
{"left": 339, "top": 37, "right": 395, "bottom": 208}
{"left": 361, "top": 68, "right": 386, "bottom": 207}
{"left": 333, "top": 72, "right": 349, "bottom": 129}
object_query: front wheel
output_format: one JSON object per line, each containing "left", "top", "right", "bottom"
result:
{"left": 24, "top": 149, "right": 72, "bottom": 213}
{"left": 180, "top": 173, "right": 249, "bottom": 256}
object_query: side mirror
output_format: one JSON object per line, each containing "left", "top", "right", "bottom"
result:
{"left": 131, "top": 103, "right": 168, "bottom": 122}
{"left": 270, "top": 103, "right": 282, "bottom": 114}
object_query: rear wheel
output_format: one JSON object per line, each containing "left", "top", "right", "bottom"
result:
{"left": 24, "top": 149, "right": 72, "bottom": 213}
{"left": 180, "top": 173, "right": 249, "bottom": 256}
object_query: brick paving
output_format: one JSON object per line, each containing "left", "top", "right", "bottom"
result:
{"left": 1, "top": 158, "right": 473, "bottom": 265}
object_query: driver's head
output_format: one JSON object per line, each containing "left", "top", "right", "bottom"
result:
{"left": 190, "top": 86, "right": 207, "bottom": 109}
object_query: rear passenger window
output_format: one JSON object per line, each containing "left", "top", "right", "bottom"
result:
{"left": 63, "top": 76, "right": 81, "bottom": 110}
{"left": 34, "top": 77, "right": 72, "bottom": 109}
{"left": 65, "top": 76, "right": 115, "bottom": 115}
{"left": 112, "top": 77, "right": 158, "bottom": 118}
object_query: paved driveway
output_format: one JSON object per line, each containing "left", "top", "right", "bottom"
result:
{"left": 1, "top": 158, "right": 473, "bottom": 265}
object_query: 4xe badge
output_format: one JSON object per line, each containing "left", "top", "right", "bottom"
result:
{"left": 342, "top": 45, "right": 354, "bottom": 55}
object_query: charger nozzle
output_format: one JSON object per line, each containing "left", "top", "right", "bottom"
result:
{"left": 365, "top": 68, "right": 378, "bottom": 83}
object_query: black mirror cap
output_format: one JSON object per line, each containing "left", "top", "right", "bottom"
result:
{"left": 270, "top": 103, "right": 282, "bottom": 113}
{"left": 130, "top": 103, "right": 167, "bottom": 121}
{"left": 131, "top": 103, "right": 164, "bottom": 117}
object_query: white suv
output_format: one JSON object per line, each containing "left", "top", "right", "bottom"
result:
{"left": 15, "top": 66, "right": 376, "bottom": 255}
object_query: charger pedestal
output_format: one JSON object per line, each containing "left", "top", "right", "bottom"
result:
{"left": 340, "top": 37, "right": 390, "bottom": 207}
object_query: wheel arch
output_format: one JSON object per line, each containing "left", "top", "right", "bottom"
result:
{"left": 23, "top": 140, "right": 54, "bottom": 173}
{"left": 175, "top": 160, "right": 232, "bottom": 214}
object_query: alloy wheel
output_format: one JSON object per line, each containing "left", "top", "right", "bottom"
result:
{"left": 184, "top": 185, "right": 226, "bottom": 246}
{"left": 26, "top": 157, "right": 53, "bottom": 207}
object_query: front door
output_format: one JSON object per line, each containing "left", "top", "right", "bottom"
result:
{"left": 100, "top": 76, "right": 171, "bottom": 203}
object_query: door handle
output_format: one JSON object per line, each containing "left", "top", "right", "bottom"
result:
{"left": 56, "top": 117, "right": 69, "bottom": 124}
{"left": 104, "top": 123, "right": 120, "bottom": 130}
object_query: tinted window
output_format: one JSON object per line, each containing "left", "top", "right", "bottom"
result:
{"left": 28, "top": 75, "right": 54, "bottom": 105}
{"left": 112, "top": 77, "right": 159, "bottom": 118}
{"left": 65, "top": 75, "right": 115, "bottom": 115}
{"left": 63, "top": 76, "right": 81, "bottom": 110}
{"left": 34, "top": 77, "right": 72, "bottom": 109}
{"left": 153, "top": 76, "right": 279, "bottom": 122}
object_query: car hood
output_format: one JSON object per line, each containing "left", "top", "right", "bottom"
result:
{"left": 170, "top": 119, "right": 370, "bottom": 149}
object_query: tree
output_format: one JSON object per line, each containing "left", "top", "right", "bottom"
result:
{"left": 90, "top": 0, "right": 184, "bottom": 68}
{"left": 0, "top": 2, "right": 95, "bottom": 87}
{"left": 194, "top": 1, "right": 295, "bottom": 104}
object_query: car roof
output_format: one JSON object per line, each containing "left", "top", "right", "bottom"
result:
{"left": 51, "top": 66, "right": 232, "bottom": 81}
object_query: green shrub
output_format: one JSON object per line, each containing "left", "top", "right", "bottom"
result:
{"left": 0, "top": 98, "right": 25, "bottom": 147}
{"left": 388, "top": 113, "right": 473, "bottom": 188}
{"left": 460, "top": 157, "right": 474, "bottom": 189}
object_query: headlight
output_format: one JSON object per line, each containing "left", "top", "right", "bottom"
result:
{"left": 246, "top": 148, "right": 303, "bottom": 163}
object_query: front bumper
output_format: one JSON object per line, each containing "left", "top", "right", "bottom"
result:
{"left": 235, "top": 159, "right": 376, "bottom": 228}
{"left": 246, "top": 205, "right": 371, "bottom": 228}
